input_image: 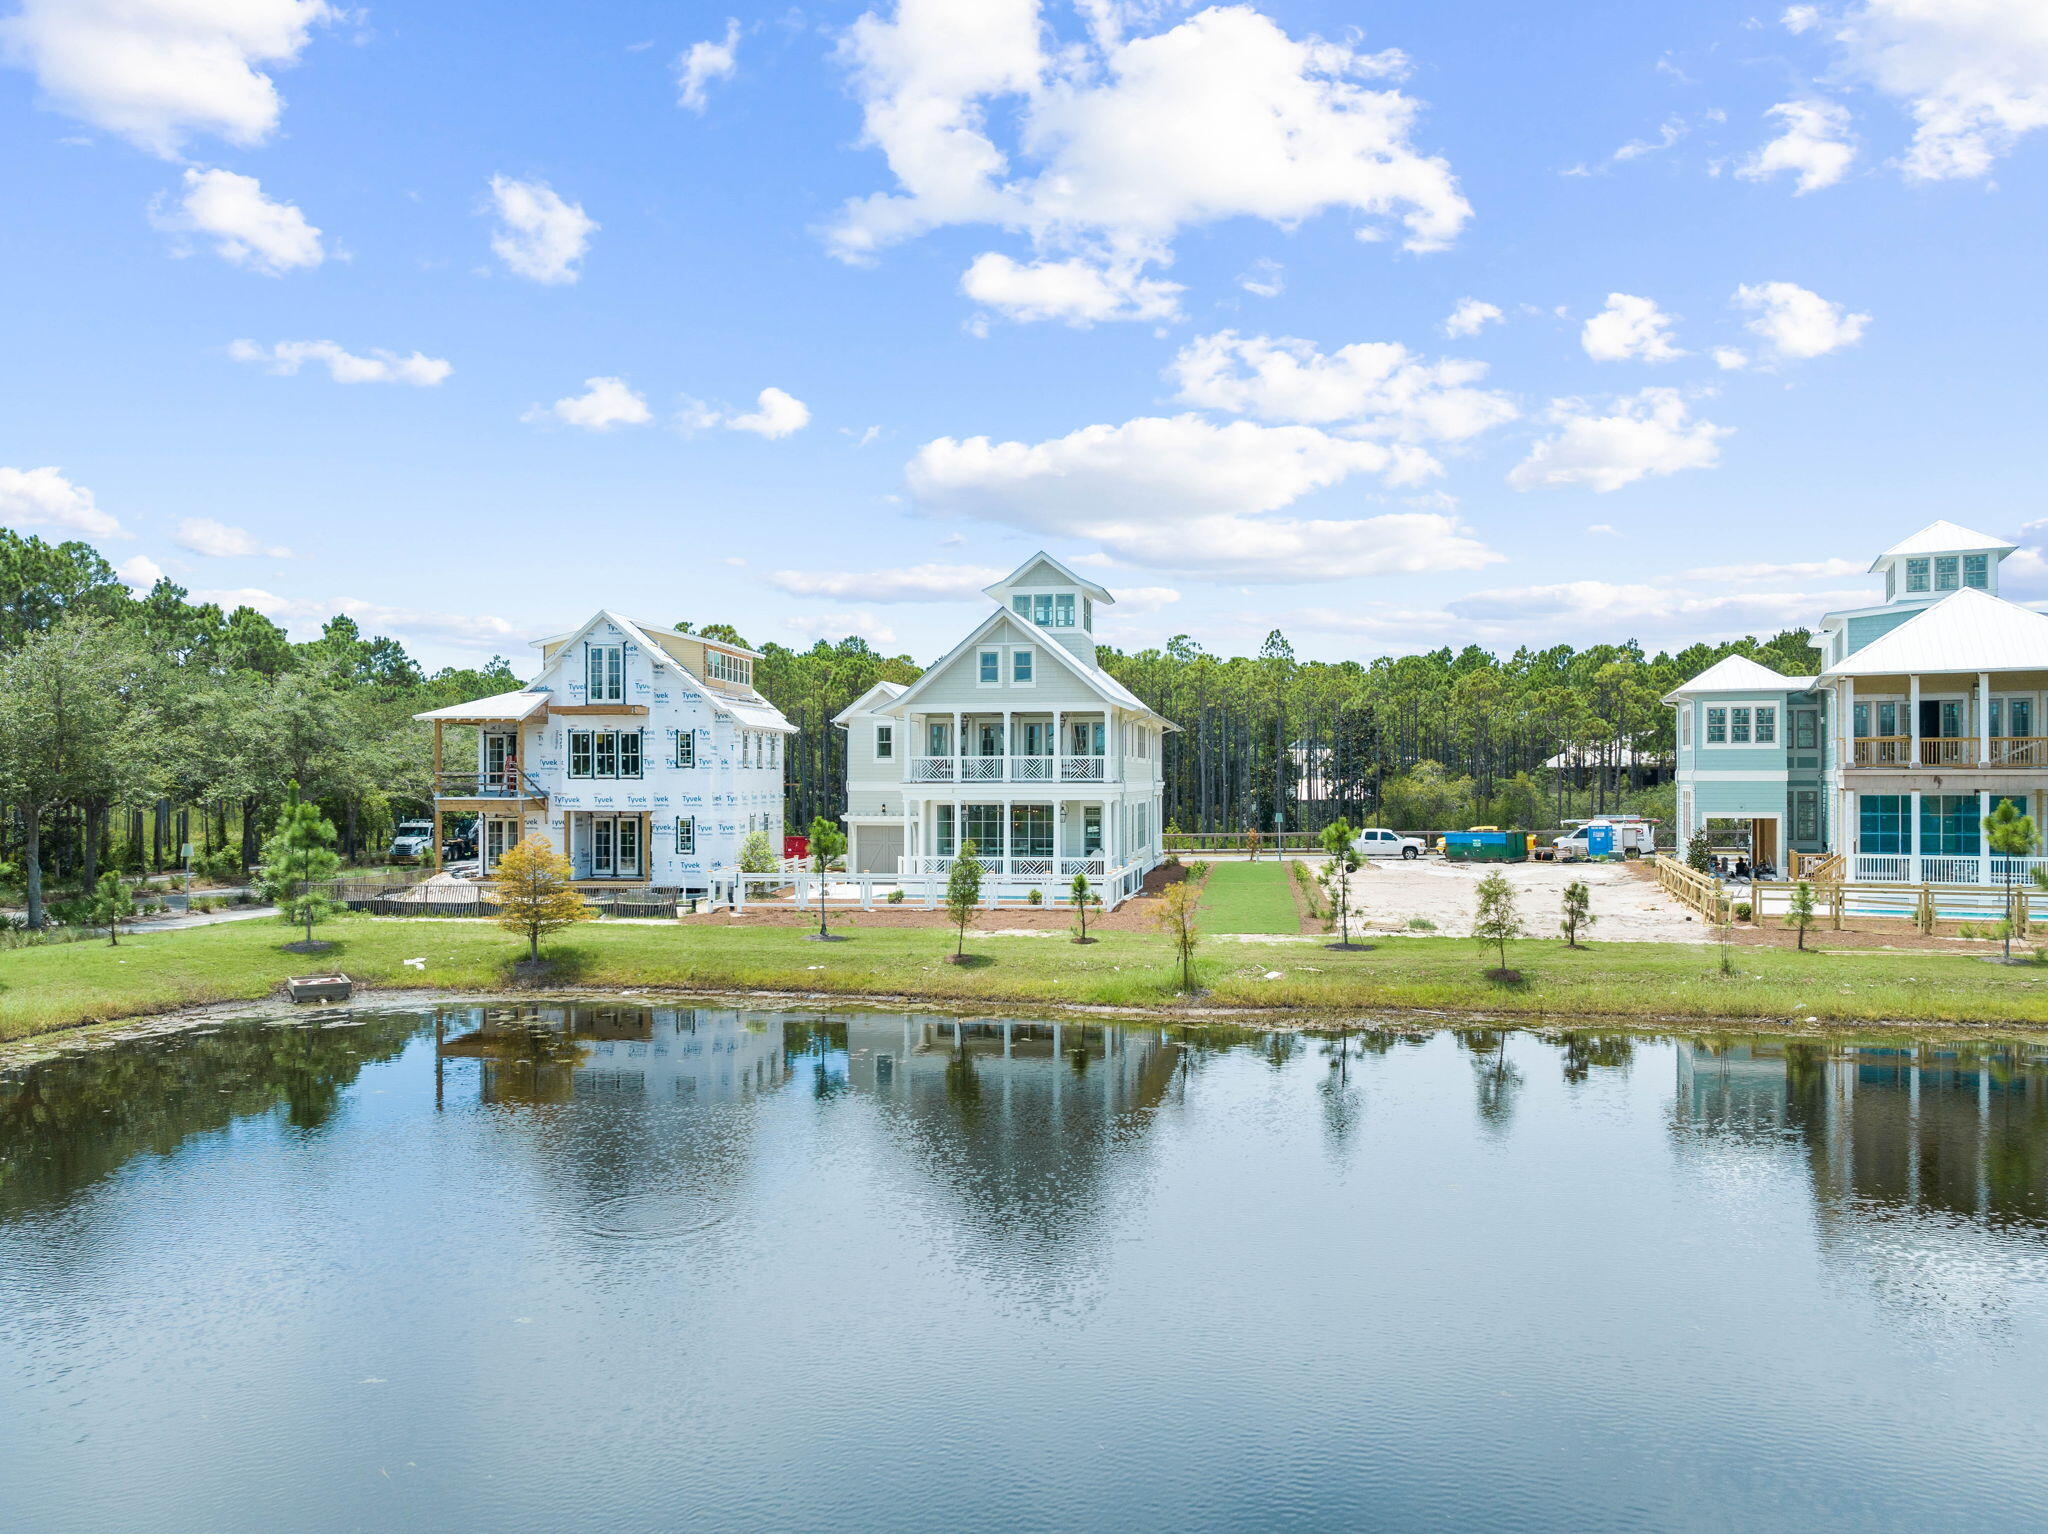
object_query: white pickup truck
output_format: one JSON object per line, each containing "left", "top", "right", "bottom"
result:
{"left": 1353, "top": 827, "right": 1427, "bottom": 860}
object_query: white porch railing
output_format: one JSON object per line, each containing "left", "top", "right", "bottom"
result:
{"left": 1851, "top": 853, "right": 2048, "bottom": 885}
{"left": 904, "top": 855, "right": 1104, "bottom": 877}
{"left": 908, "top": 755, "right": 1107, "bottom": 783}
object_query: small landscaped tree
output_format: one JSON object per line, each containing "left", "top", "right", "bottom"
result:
{"left": 737, "top": 829, "right": 778, "bottom": 874}
{"left": 257, "top": 791, "right": 344, "bottom": 947}
{"left": 1153, "top": 876, "right": 1203, "bottom": 993}
{"left": 1318, "top": 816, "right": 1362, "bottom": 949}
{"left": 1784, "top": 880, "right": 1817, "bottom": 951}
{"left": 1070, "top": 870, "right": 1097, "bottom": 944}
{"left": 1685, "top": 836, "right": 1714, "bottom": 876}
{"left": 1559, "top": 879, "right": 1594, "bottom": 948}
{"left": 1245, "top": 825, "right": 1262, "bottom": 862}
{"left": 491, "top": 835, "right": 593, "bottom": 960}
{"left": 1472, "top": 870, "right": 1524, "bottom": 977}
{"left": 1984, "top": 799, "right": 2037, "bottom": 959}
{"left": 807, "top": 815, "right": 846, "bottom": 940}
{"left": 946, "top": 838, "right": 984, "bottom": 961}
{"left": 87, "top": 871, "right": 134, "bottom": 945}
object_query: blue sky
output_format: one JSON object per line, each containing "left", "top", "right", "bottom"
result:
{"left": 3, "top": 0, "right": 2045, "bottom": 672}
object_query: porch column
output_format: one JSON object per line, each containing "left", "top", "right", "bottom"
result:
{"left": 1004, "top": 708, "right": 1013, "bottom": 781}
{"left": 1979, "top": 789, "right": 1991, "bottom": 885}
{"left": 431, "top": 722, "right": 444, "bottom": 870}
{"left": 1979, "top": 672, "right": 1992, "bottom": 765}
{"left": 1054, "top": 707, "right": 1064, "bottom": 784}
{"left": 1910, "top": 789, "right": 1922, "bottom": 882}
{"left": 953, "top": 710, "right": 963, "bottom": 781}
{"left": 1909, "top": 675, "right": 1922, "bottom": 766}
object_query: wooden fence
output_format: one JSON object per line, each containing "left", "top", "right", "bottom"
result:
{"left": 1651, "top": 854, "right": 1731, "bottom": 922}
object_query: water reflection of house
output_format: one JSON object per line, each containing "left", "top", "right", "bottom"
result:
{"left": 436, "top": 1004, "right": 796, "bottom": 1107}
{"left": 1678, "top": 1040, "right": 2048, "bottom": 1224}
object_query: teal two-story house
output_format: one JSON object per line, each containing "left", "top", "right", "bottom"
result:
{"left": 1669, "top": 521, "right": 2048, "bottom": 883}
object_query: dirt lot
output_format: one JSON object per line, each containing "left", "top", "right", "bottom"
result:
{"left": 1336, "top": 855, "right": 1714, "bottom": 943}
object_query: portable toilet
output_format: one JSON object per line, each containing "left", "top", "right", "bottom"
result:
{"left": 1583, "top": 823, "right": 1615, "bottom": 858}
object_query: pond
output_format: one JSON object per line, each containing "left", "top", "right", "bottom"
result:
{"left": 5, "top": 1003, "right": 2048, "bottom": 1533}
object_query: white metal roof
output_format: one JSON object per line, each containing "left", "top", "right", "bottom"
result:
{"left": 412, "top": 690, "right": 551, "bottom": 723}
{"left": 1663, "top": 655, "right": 1814, "bottom": 700}
{"left": 1823, "top": 587, "right": 2048, "bottom": 677}
{"left": 831, "top": 680, "right": 906, "bottom": 726}
{"left": 1867, "top": 520, "right": 2016, "bottom": 571}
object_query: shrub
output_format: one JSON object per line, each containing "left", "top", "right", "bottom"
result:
{"left": 1733, "top": 901, "right": 1753, "bottom": 922}
{"left": 885, "top": 888, "right": 906, "bottom": 904}
{"left": 1026, "top": 887, "right": 1043, "bottom": 905}
{"left": 1407, "top": 916, "right": 1437, "bottom": 932}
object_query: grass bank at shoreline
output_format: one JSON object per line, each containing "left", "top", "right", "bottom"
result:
{"left": 8, "top": 913, "right": 2048, "bottom": 1045}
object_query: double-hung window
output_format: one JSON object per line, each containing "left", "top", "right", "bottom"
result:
{"left": 1935, "top": 555, "right": 1960, "bottom": 591}
{"left": 1679, "top": 708, "right": 1692, "bottom": 750}
{"left": 1964, "top": 554, "right": 1990, "bottom": 589}
{"left": 1012, "top": 647, "right": 1034, "bottom": 684}
{"left": 671, "top": 730, "right": 695, "bottom": 769}
{"left": 569, "top": 729, "right": 643, "bottom": 779}
{"left": 587, "top": 644, "right": 624, "bottom": 702}
{"left": 978, "top": 650, "right": 1000, "bottom": 684}
{"left": 875, "top": 724, "right": 894, "bottom": 760}
{"left": 927, "top": 721, "right": 951, "bottom": 756}
{"left": 1753, "top": 706, "right": 1777, "bottom": 744}
{"left": 675, "top": 816, "right": 696, "bottom": 855}
{"left": 1729, "top": 707, "right": 1752, "bottom": 744}
{"left": 1705, "top": 707, "right": 1728, "bottom": 744}
{"left": 1905, "top": 558, "right": 1930, "bottom": 593}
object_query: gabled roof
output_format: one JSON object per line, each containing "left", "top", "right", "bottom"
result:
{"left": 981, "top": 550, "right": 1114, "bottom": 605}
{"left": 413, "top": 689, "right": 551, "bottom": 723}
{"left": 1868, "top": 520, "right": 2016, "bottom": 571}
{"left": 1663, "top": 655, "right": 1814, "bottom": 701}
{"left": 522, "top": 609, "right": 795, "bottom": 732}
{"left": 881, "top": 607, "right": 1172, "bottom": 726}
{"left": 831, "top": 680, "right": 906, "bottom": 726}
{"left": 1822, "top": 587, "right": 2048, "bottom": 677}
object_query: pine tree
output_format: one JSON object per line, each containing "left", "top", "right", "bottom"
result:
{"left": 807, "top": 815, "right": 847, "bottom": 939}
{"left": 1153, "top": 866, "right": 1205, "bottom": 992}
{"left": 1560, "top": 879, "right": 1594, "bottom": 948}
{"left": 1318, "top": 816, "right": 1361, "bottom": 948}
{"left": 1785, "top": 881, "right": 1817, "bottom": 952}
{"left": 1070, "top": 871, "right": 1096, "bottom": 944}
{"left": 88, "top": 871, "right": 134, "bottom": 945}
{"left": 257, "top": 790, "right": 344, "bottom": 945}
{"left": 491, "top": 835, "right": 593, "bottom": 959}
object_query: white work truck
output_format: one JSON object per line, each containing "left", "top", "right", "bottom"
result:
{"left": 1550, "top": 817, "right": 1658, "bottom": 860}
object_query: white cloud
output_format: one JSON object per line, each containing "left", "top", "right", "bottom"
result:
{"left": 116, "top": 554, "right": 165, "bottom": 590}
{"left": 1110, "top": 584, "right": 1181, "bottom": 613}
{"left": 904, "top": 413, "right": 1493, "bottom": 581}
{"left": 154, "top": 167, "right": 323, "bottom": 274}
{"left": 1442, "top": 297, "right": 1502, "bottom": 337}
{"left": 0, "top": 0, "right": 334, "bottom": 157}
{"left": 1610, "top": 116, "right": 1688, "bottom": 163}
{"left": 1782, "top": 6, "right": 1821, "bottom": 34}
{"left": 1712, "top": 346, "right": 1750, "bottom": 370}
{"left": 1445, "top": 579, "right": 1852, "bottom": 639}
{"left": 1680, "top": 556, "right": 1866, "bottom": 581}
{"left": 175, "top": 517, "right": 290, "bottom": 558}
{"left": 189, "top": 588, "right": 525, "bottom": 649}
{"left": 1237, "top": 258, "right": 1285, "bottom": 298}
{"left": 722, "top": 387, "right": 812, "bottom": 439}
{"left": 767, "top": 563, "right": 1008, "bottom": 602}
{"left": 1587, "top": 523, "right": 1618, "bottom": 536}
{"left": 0, "top": 465, "right": 124, "bottom": 538}
{"left": 1580, "top": 293, "right": 1685, "bottom": 362}
{"left": 1168, "top": 330, "right": 1517, "bottom": 442}
{"left": 1508, "top": 388, "right": 1730, "bottom": 493}
{"left": 1739, "top": 99, "right": 1857, "bottom": 194}
{"left": 486, "top": 175, "right": 596, "bottom": 284}
{"left": 782, "top": 611, "right": 900, "bottom": 648}
{"left": 831, "top": 2, "right": 1467, "bottom": 310}
{"left": 1828, "top": 0, "right": 2048, "bottom": 180}
{"left": 229, "top": 339, "right": 452, "bottom": 386}
{"left": 678, "top": 18, "right": 740, "bottom": 112}
{"left": 961, "top": 252, "right": 1183, "bottom": 324}
{"left": 1735, "top": 280, "right": 1870, "bottom": 359}
{"left": 523, "top": 377, "right": 651, "bottom": 431}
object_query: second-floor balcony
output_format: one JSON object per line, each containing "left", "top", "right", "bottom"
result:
{"left": 907, "top": 754, "right": 1109, "bottom": 783}
{"left": 435, "top": 768, "right": 549, "bottom": 803}
{"left": 1852, "top": 736, "right": 2048, "bottom": 768}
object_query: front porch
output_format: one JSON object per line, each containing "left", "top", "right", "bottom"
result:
{"left": 1842, "top": 667, "right": 2048, "bottom": 771}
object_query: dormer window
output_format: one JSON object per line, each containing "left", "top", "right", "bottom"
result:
{"left": 708, "top": 651, "right": 752, "bottom": 686}
{"left": 1904, "top": 558, "right": 1930, "bottom": 593}
{"left": 1964, "top": 554, "right": 1989, "bottom": 589}
{"left": 1935, "top": 555, "right": 1960, "bottom": 591}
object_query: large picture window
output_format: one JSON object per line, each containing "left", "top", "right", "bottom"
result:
{"left": 1920, "top": 795, "right": 1981, "bottom": 856}
{"left": 1009, "top": 804, "right": 1053, "bottom": 859}
{"left": 569, "top": 729, "right": 644, "bottom": 779}
{"left": 963, "top": 804, "right": 1004, "bottom": 856}
{"left": 1859, "top": 794, "right": 1906, "bottom": 855}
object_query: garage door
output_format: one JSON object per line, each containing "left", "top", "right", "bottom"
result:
{"left": 855, "top": 824, "right": 903, "bottom": 874}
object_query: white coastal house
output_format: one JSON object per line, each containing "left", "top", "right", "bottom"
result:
{"left": 1670, "top": 521, "right": 2048, "bottom": 883}
{"left": 413, "top": 612, "right": 793, "bottom": 894}
{"left": 833, "top": 553, "right": 1173, "bottom": 907}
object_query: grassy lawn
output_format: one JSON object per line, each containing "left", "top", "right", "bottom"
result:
{"left": 1194, "top": 859, "right": 1301, "bottom": 934}
{"left": 9, "top": 913, "right": 2048, "bottom": 1043}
